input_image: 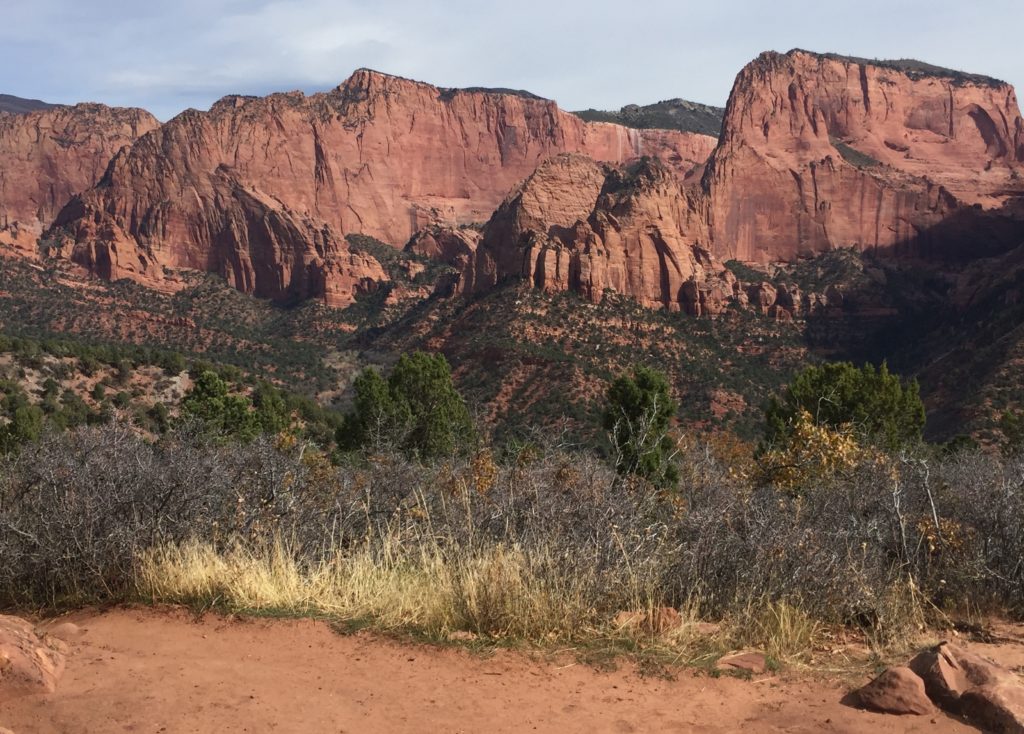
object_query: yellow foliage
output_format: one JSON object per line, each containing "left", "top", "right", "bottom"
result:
{"left": 706, "top": 431, "right": 758, "bottom": 483}
{"left": 470, "top": 449, "right": 498, "bottom": 496}
{"left": 761, "top": 409, "right": 865, "bottom": 492}
{"left": 916, "top": 516, "right": 972, "bottom": 555}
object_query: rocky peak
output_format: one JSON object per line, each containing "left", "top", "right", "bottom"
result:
{"left": 45, "top": 70, "right": 715, "bottom": 302}
{"left": 467, "top": 153, "right": 722, "bottom": 311}
{"left": 704, "top": 48, "right": 1024, "bottom": 262}
{"left": 0, "top": 103, "right": 159, "bottom": 253}
{"left": 0, "top": 94, "right": 60, "bottom": 115}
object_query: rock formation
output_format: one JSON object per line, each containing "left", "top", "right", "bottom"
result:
{"left": 0, "top": 104, "right": 158, "bottom": 253}
{"left": 858, "top": 642, "right": 1024, "bottom": 730}
{"left": 54, "top": 166, "right": 387, "bottom": 306}
{"left": 452, "top": 49, "right": 1024, "bottom": 313}
{"left": 47, "top": 70, "right": 716, "bottom": 303}
{"left": 704, "top": 50, "right": 1024, "bottom": 262}
{"left": 405, "top": 226, "right": 482, "bottom": 274}
{"left": 0, "top": 615, "right": 67, "bottom": 703}
{"left": 466, "top": 154, "right": 730, "bottom": 313}
{"left": 5, "top": 51, "right": 1022, "bottom": 313}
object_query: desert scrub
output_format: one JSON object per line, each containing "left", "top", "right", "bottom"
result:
{"left": 0, "top": 423, "right": 1022, "bottom": 657}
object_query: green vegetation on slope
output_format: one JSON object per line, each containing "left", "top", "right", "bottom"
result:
{"left": 573, "top": 98, "right": 724, "bottom": 136}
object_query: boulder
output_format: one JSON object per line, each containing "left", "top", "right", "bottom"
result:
{"left": 0, "top": 615, "right": 66, "bottom": 703}
{"left": 959, "top": 681, "right": 1024, "bottom": 733}
{"left": 857, "top": 666, "right": 937, "bottom": 715}
{"left": 909, "top": 642, "right": 1012, "bottom": 709}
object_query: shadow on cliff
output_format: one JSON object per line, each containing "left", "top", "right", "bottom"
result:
{"left": 802, "top": 195, "right": 1024, "bottom": 440}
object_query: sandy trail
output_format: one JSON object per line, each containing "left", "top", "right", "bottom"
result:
{"left": 3, "top": 607, "right": 978, "bottom": 733}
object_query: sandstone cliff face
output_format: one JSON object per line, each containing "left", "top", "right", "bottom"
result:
{"left": 405, "top": 226, "right": 481, "bottom": 273}
{"left": 55, "top": 166, "right": 387, "bottom": 306}
{"left": 468, "top": 154, "right": 730, "bottom": 312}
{"left": 459, "top": 50, "right": 1024, "bottom": 312}
{"left": 0, "top": 104, "right": 158, "bottom": 252}
{"left": 51, "top": 70, "right": 716, "bottom": 302}
{"left": 705, "top": 50, "right": 1024, "bottom": 262}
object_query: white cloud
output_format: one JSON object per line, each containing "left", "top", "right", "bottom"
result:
{"left": 1, "top": 0, "right": 1021, "bottom": 121}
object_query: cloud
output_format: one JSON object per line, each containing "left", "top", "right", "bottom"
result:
{"left": 1, "top": 0, "right": 1021, "bottom": 121}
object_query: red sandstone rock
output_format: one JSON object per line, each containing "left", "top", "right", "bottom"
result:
{"left": 8, "top": 53, "right": 1023, "bottom": 312}
{"left": 460, "top": 53, "right": 1024, "bottom": 311}
{"left": 704, "top": 50, "right": 1024, "bottom": 263}
{"left": 406, "top": 226, "right": 482, "bottom": 272}
{"left": 49, "top": 71, "right": 715, "bottom": 301}
{"left": 909, "top": 642, "right": 1016, "bottom": 710}
{"left": 0, "top": 104, "right": 158, "bottom": 253}
{"left": 959, "top": 681, "right": 1024, "bottom": 733}
{"left": 857, "top": 666, "right": 937, "bottom": 716}
{"left": 468, "top": 155, "right": 729, "bottom": 311}
{"left": 715, "top": 652, "right": 769, "bottom": 675}
{"left": 0, "top": 615, "right": 66, "bottom": 703}
{"left": 867, "top": 642, "right": 1024, "bottom": 730}
{"left": 53, "top": 168, "right": 388, "bottom": 306}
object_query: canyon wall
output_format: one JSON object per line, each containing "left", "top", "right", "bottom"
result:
{"left": 704, "top": 50, "right": 1024, "bottom": 262}
{"left": 48, "top": 70, "right": 716, "bottom": 303}
{"left": 0, "top": 104, "right": 158, "bottom": 252}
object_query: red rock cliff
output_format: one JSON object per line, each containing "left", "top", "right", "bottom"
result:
{"left": 468, "top": 154, "right": 728, "bottom": 312}
{"left": 0, "top": 104, "right": 158, "bottom": 252}
{"left": 462, "top": 50, "right": 1024, "bottom": 312}
{"left": 704, "top": 50, "right": 1024, "bottom": 262}
{"left": 51, "top": 70, "right": 716, "bottom": 302}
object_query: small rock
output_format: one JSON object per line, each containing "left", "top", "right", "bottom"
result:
{"left": 716, "top": 652, "right": 768, "bottom": 675}
{"left": 857, "top": 666, "right": 936, "bottom": 715}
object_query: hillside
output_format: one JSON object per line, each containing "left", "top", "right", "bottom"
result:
{"left": 0, "top": 50, "right": 1020, "bottom": 446}
{"left": 573, "top": 98, "right": 725, "bottom": 136}
{"left": 0, "top": 93, "right": 58, "bottom": 114}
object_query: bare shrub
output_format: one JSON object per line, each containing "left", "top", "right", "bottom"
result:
{"left": 0, "top": 423, "right": 1021, "bottom": 652}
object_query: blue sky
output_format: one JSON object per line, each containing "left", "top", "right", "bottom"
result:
{"left": 3, "top": 0, "right": 1022, "bottom": 121}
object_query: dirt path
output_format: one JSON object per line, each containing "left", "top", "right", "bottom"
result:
{"left": 4, "top": 607, "right": 977, "bottom": 733}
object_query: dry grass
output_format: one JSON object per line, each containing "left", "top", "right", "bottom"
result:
{"left": 729, "top": 601, "right": 823, "bottom": 665}
{"left": 139, "top": 537, "right": 615, "bottom": 642}
{"left": 134, "top": 537, "right": 884, "bottom": 677}
{"left": 136, "top": 535, "right": 753, "bottom": 671}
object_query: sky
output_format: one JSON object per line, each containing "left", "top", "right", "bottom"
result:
{"left": 3, "top": 0, "right": 1022, "bottom": 121}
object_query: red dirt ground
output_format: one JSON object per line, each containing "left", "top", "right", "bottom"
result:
{"left": 3, "top": 607, "right": 983, "bottom": 733}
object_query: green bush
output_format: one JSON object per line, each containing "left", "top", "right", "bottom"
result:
{"left": 763, "top": 361, "right": 924, "bottom": 451}
{"left": 602, "top": 365, "right": 679, "bottom": 487}
{"left": 181, "top": 371, "right": 260, "bottom": 441}
{"left": 0, "top": 404, "right": 44, "bottom": 453}
{"left": 338, "top": 352, "right": 474, "bottom": 460}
